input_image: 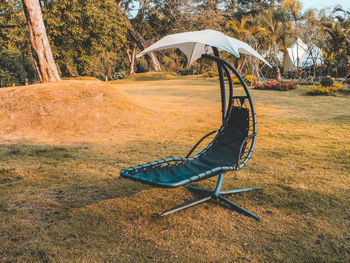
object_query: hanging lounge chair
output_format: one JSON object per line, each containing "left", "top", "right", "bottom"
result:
{"left": 120, "top": 30, "right": 271, "bottom": 221}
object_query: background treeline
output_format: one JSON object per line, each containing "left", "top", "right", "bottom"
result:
{"left": 0, "top": 0, "right": 349, "bottom": 86}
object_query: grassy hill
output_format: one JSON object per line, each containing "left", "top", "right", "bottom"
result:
{"left": 0, "top": 79, "right": 151, "bottom": 143}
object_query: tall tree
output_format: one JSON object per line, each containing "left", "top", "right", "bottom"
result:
{"left": 0, "top": 0, "right": 29, "bottom": 52}
{"left": 127, "top": 25, "right": 161, "bottom": 71}
{"left": 226, "top": 14, "right": 262, "bottom": 73}
{"left": 43, "top": 0, "right": 127, "bottom": 78}
{"left": 320, "top": 18, "right": 350, "bottom": 76}
{"left": 258, "top": 7, "right": 294, "bottom": 81}
{"left": 118, "top": 0, "right": 161, "bottom": 72}
{"left": 281, "top": 0, "right": 302, "bottom": 68}
{"left": 22, "top": 0, "right": 60, "bottom": 82}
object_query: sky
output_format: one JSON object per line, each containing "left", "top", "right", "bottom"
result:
{"left": 300, "top": 0, "right": 350, "bottom": 11}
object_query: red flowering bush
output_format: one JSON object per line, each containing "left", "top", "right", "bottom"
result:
{"left": 254, "top": 80, "right": 297, "bottom": 91}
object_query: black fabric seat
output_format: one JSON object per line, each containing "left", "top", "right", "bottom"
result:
{"left": 120, "top": 106, "right": 249, "bottom": 188}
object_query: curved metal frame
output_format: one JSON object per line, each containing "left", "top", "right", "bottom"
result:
{"left": 186, "top": 51, "right": 257, "bottom": 170}
{"left": 205, "top": 51, "right": 257, "bottom": 168}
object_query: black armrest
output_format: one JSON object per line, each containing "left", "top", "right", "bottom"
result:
{"left": 237, "top": 132, "right": 259, "bottom": 166}
{"left": 186, "top": 129, "right": 219, "bottom": 158}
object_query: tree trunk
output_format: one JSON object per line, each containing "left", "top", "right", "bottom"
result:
{"left": 130, "top": 43, "right": 136, "bottom": 74}
{"left": 126, "top": 43, "right": 136, "bottom": 74}
{"left": 116, "top": 0, "right": 122, "bottom": 8}
{"left": 128, "top": 25, "right": 161, "bottom": 72}
{"left": 22, "top": 0, "right": 60, "bottom": 82}
{"left": 273, "top": 41, "right": 281, "bottom": 82}
{"left": 276, "top": 67, "right": 281, "bottom": 82}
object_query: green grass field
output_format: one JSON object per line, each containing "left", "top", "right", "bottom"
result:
{"left": 0, "top": 77, "right": 349, "bottom": 262}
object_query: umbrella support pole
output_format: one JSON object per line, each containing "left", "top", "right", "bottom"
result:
{"left": 213, "top": 47, "right": 227, "bottom": 123}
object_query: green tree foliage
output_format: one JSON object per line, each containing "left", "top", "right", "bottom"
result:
{"left": 319, "top": 13, "right": 350, "bottom": 76}
{"left": 232, "top": 0, "right": 282, "bottom": 19}
{"left": 0, "top": 0, "right": 30, "bottom": 54}
{"left": 255, "top": 6, "right": 293, "bottom": 80}
{"left": 1, "top": 0, "right": 349, "bottom": 81}
{"left": 0, "top": 1, "right": 36, "bottom": 86}
{"left": 0, "top": 50, "right": 36, "bottom": 87}
{"left": 42, "top": 0, "right": 128, "bottom": 78}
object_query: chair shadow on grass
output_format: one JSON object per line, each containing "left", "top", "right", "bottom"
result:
{"left": 0, "top": 141, "right": 153, "bottom": 209}
{"left": 40, "top": 139, "right": 198, "bottom": 209}
{"left": 49, "top": 177, "right": 152, "bottom": 208}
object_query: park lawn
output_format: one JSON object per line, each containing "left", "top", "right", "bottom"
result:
{"left": 0, "top": 77, "right": 349, "bottom": 262}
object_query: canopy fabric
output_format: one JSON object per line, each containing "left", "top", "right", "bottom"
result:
{"left": 137, "top": 29, "right": 271, "bottom": 67}
{"left": 283, "top": 38, "right": 323, "bottom": 72}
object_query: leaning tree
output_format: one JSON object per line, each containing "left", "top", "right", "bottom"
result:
{"left": 22, "top": 0, "right": 60, "bottom": 82}
{"left": 117, "top": 0, "right": 161, "bottom": 72}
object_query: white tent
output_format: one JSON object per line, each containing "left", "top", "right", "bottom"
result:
{"left": 283, "top": 38, "right": 323, "bottom": 72}
{"left": 137, "top": 29, "right": 271, "bottom": 67}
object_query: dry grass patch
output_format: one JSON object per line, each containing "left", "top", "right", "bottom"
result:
{"left": 110, "top": 72, "right": 180, "bottom": 84}
{"left": 0, "top": 77, "right": 349, "bottom": 262}
{"left": 0, "top": 80, "right": 152, "bottom": 144}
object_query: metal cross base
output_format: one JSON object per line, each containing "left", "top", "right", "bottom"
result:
{"left": 160, "top": 173, "right": 265, "bottom": 221}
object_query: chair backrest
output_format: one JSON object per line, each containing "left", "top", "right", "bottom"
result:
{"left": 193, "top": 54, "right": 257, "bottom": 170}
{"left": 196, "top": 105, "right": 249, "bottom": 167}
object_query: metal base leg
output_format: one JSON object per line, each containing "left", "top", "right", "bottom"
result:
{"left": 161, "top": 173, "right": 265, "bottom": 221}
{"left": 218, "top": 195, "right": 261, "bottom": 221}
{"left": 219, "top": 186, "right": 266, "bottom": 195}
{"left": 160, "top": 195, "right": 212, "bottom": 216}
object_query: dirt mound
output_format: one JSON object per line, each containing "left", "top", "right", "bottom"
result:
{"left": 0, "top": 80, "right": 151, "bottom": 143}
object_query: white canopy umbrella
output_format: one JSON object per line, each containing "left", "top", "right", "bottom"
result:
{"left": 137, "top": 29, "right": 272, "bottom": 67}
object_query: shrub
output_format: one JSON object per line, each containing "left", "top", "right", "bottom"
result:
{"left": 331, "top": 82, "right": 345, "bottom": 91}
{"left": 111, "top": 72, "right": 128, "bottom": 80}
{"left": 305, "top": 85, "right": 331, "bottom": 96}
{"left": 178, "top": 69, "right": 193, "bottom": 76}
{"left": 216, "top": 74, "right": 258, "bottom": 84}
{"left": 305, "top": 82, "right": 345, "bottom": 96}
{"left": 244, "top": 75, "right": 258, "bottom": 84}
{"left": 225, "top": 76, "right": 241, "bottom": 84}
{"left": 254, "top": 80, "right": 297, "bottom": 91}
{"left": 203, "top": 70, "right": 218, "bottom": 78}
{"left": 231, "top": 77, "right": 241, "bottom": 84}
{"left": 320, "top": 76, "right": 334, "bottom": 87}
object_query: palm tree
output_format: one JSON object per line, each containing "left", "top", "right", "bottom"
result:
{"left": 226, "top": 14, "right": 269, "bottom": 80}
{"left": 281, "top": 0, "right": 303, "bottom": 68}
{"left": 257, "top": 7, "right": 294, "bottom": 81}
{"left": 320, "top": 18, "right": 350, "bottom": 76}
